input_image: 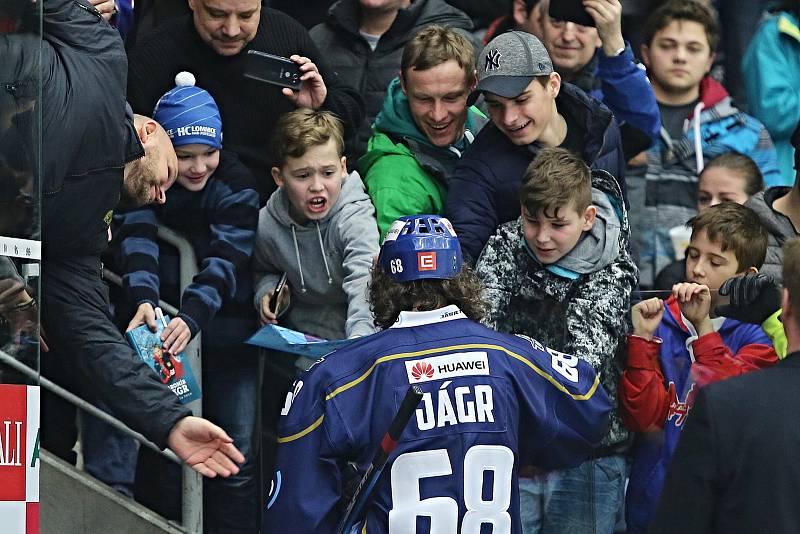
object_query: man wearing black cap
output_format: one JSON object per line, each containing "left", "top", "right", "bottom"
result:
{"left": 444, "top": 30, "right": 625, "bottom": 263}
{"left": 745, "top": 120, "right": 800, "bottom": 285}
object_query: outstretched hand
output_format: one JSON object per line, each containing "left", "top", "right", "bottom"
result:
{"left": 167, "top": 416, "right": 245, "bottom": 478}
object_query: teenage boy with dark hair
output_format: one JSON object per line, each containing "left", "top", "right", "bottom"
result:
{"left": 445, "top": 30, "right": 625, "bottom": 262}
{"left": 262, "top": 214, "right": 612, "bottom": 532}
{"left": 631, "top": 0, "right": 780, "bottom": 288}
{"left": 477, "top": 147, "right": 636, "bottom": 533}
{"left": 620, "top": 202, "right": 780, "bottom": 533}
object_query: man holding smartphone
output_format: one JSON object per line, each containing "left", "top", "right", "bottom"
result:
{"left": 126, "top": 0, "right": 365, "bottom": 201}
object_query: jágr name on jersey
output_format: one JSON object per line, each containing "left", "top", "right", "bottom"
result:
{"left": 405, "top": 352, "right": 490, "bottom": 384}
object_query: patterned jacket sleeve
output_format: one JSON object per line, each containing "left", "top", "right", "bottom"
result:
{"left": 565, "top": 256, "right": 635, "bottom": 373}
{"left": 177, "top": 176, "right": 259, "bottom": 337}
{"left": 113, "top": 207, "right": 161, "bottom": 309}
{"left": 474, "top": 227, "right": 515, "bottom": 331}
{"left": 619, "top": 335, "right": 670, "bottom": 432}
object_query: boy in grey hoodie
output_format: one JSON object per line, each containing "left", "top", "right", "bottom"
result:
{"left": 253, "top": 109, "right": 380, "bottom": 340}
{"left": 475, "top": 147, "right": 637, "bottom": 533}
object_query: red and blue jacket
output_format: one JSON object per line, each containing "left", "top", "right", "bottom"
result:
{"left": 620, "top": 296, "right": 778, "bottom": 534}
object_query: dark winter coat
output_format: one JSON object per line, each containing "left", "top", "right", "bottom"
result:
{"left": 1, "top": 0, "right": 190, "bottom": 448}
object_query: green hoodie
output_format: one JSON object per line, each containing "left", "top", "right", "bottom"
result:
{"left": 357, "top": 77, "right": 486, "bottom": 239}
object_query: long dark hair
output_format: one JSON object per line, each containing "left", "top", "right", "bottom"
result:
{"left": 369, "top": 266, "right": 486, "bottom": 330}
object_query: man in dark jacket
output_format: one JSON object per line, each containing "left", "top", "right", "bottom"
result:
{"left": 310, "top": 0, "right": 476, "bottom": 160}
{"left": 650, "top": 237, "right": 800, "bottom": 534}
{"left": 445, "top": 31, "right": 625, "bottom": 262}
{"left": 1, "top": 0, "right": 243, "bottom": 478}
{"left": 126, "top": 0, "right": 364, "bottom": 200}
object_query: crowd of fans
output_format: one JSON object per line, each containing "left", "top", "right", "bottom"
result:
{"left": 4, "top": 0, "right": 800, "bottom": 532}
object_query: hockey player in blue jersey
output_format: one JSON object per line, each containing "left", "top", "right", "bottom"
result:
{"left": 262, "top": 215, "right": 612, "bottom": 533}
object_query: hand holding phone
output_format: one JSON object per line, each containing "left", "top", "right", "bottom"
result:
{"left": 269, "top": 272, "right": 289, "bottom": 314}
{"left": 260, "top": 273, "right": 290, "bottom": 325}
{"left": 244, "top": 51, "right": 302, "bottom": 91}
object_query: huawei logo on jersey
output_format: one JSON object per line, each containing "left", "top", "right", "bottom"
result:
{"left": 411, "top": 362, "right": 435, "bottom": 381}
{"left": 405, "top": 352, "right": 490, "bottom": 384}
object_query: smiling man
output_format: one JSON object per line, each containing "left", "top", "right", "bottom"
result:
{"left": 357, "top": 25, "right": 487, "bottom": 239}
{"left": 444, "top": 30, "right": 625, "bottom": 263}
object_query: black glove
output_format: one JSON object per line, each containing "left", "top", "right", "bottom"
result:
{"left": 715, "top": 273, "right": 781, "bottom": 324}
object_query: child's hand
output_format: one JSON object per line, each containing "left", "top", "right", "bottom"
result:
{"left": 162, "top": 317, "right": 191, "bottom": 356}
{"left": 672, "top": 282, "right": 712, "bottom": 333}
{"left": 127, "top": 302, "right": 158, "bottom": 333}
{"left": 632, "top": 298, "right": 663, "bottom": 340}
{"left": 259, "top": 285, "right": 291, "bottom": 325}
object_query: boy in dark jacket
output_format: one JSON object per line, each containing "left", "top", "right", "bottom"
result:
{"left": 444, "top": 30, "right": 626, "bottom": 262}
{"left": 114, "top": 74, "right": 261, "bottom": 532}
{"left": 620, "top": 202, "right": 780, "bottom": 533}
{"left": 476, "top": 147, "right": 636, "bottom": 533}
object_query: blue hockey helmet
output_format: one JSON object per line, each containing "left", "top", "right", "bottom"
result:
{"left": 378, "top": 215, "right": 463, "bottom": 282}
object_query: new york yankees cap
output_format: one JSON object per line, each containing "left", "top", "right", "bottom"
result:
{"left": 468, "top": 31, "right": 553, "bottom": 105}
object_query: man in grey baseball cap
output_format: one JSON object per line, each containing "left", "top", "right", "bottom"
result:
{"left": 447, "top": 29, "right": 626, "bottom": 261}
{"left": 471, "top": 30, "right": 553, "bottom": 104}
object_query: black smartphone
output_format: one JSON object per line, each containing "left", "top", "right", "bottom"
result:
{"left": 269, "top": 272, "right": 288, "bottom": 314}
{"left": 244, "top": 50, "right": 302, "bottom": 91}
{"left": 548, "top": 0, "right": 595, "bottom": 27}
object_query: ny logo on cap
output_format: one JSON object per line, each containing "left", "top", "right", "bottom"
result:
{"left": 485, "top": 49, "right": 501, "bottom": 71}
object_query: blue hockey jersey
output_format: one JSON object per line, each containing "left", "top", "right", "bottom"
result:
{"left": 262, "top": 305, "right": 612, "bottom": 533}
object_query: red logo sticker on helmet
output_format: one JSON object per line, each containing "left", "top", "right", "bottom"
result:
{"left": 411, "top": 362, "right": 435, "bottom": 380}
{"left": 418, "top": 251, "right": 437, "bottom": 271}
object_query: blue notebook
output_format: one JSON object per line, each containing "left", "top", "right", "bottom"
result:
{"left": 126, "top": 317, "right": 201, "bottom": 405}
{"left": 246, "top": 324, "right": 355, "bottom": 358}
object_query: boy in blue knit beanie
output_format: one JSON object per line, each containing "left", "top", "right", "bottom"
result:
{"left": 108, "top": 72, "right": 262, "bottom": 531}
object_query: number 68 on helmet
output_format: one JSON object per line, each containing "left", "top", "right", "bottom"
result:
{"left": 377, "top": 215, "right": 463, "bottom": 282}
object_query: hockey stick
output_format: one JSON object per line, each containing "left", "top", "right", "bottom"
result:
{"left": 335, "top": 384, "right": 424, "bottom": 534}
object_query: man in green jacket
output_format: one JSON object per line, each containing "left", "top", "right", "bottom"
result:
{"left": 357, "top": 25, "right": 487, "bottom": 239}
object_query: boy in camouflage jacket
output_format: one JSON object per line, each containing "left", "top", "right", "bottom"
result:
{"left": 476, "top": 147, "right": 637, "bottom": 533}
